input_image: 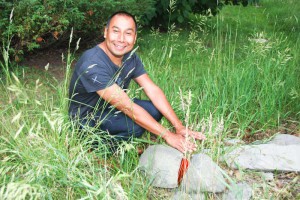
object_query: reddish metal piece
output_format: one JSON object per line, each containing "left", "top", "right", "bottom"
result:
{"left": 178, "top": 158, "right": 189, "bottom": 185}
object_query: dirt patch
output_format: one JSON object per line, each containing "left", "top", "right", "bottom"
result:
{"left": 18, "top": 37, "right": 101, "bottom": 80}
{"left": 242, "top": 120, "right": 300, "bottom": 144}
{"left": 19, "top": 48, "right": 72, "bottom": 80}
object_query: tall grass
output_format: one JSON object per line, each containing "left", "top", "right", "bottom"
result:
{"left": 0, "top": 8, "right": 14, "bottom": 84}
{"left": 140, "top": 0, "right": 300, "bottom": 137}
{"left": 0, "top": 22, "right": 142, "bottom": 200}
{"left": 0, "top": 0, "right": 299, "bottom": 199}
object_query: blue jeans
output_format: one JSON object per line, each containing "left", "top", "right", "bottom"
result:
{"left": 80, "top": 99, "right": 162, "bottom": 141}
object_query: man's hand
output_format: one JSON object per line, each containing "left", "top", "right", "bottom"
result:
{"left": 176, "top": 128, "right": 206, "bottom": 141}
{"left": 163, "top": 131, "right": 198, "bottom": 153}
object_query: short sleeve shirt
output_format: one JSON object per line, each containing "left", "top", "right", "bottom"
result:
{"left": 68, "top": 45, "right": 146, "bottom": 119}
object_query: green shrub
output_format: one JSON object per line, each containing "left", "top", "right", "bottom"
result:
{"left": 148, "top": 0, "right": 222, "bottom": 28}
{"left": 0, "top": 0, "right": 223, "bottom": 61}
{"left": 0, "top": 0, "right": 156, "bottom": 60}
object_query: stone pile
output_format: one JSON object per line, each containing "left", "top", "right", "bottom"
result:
{"left": 223, "top": 134, "right": 300, "bottom": 172}
{"left": 138, "top": 134, "right": 300, "bottom": 199}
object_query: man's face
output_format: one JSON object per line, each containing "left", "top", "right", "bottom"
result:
{"left": 104, "top": 14, "right": 137, "bottom": 60}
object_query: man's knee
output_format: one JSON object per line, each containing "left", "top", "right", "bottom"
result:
{"left": 129, "top": 124, "right": 145, "bottom": 138}
{"left": 151, "top": 106, "right": 163, "bottom": 121}
{"left": 133, "top": 127, "right": 145, "bottom": 138}
{"left": 147, "top": 106, "right": 162, "bottom": 122}
{"left": 134, "top": 99, "right": 162, "bottom": 121}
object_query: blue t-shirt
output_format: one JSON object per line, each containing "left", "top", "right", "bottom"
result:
{"left": 68, "top": 45, "right": 146, "bottom": 119}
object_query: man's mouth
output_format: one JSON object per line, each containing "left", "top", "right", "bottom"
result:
{"left": 114, "top": 44, "right": 126, "bottom": 50}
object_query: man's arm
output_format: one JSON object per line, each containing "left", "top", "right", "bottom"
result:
{"left": 97, "top": 83, "right": 197, "bottom": 153}
{"left": 134, "top": 74, "right": 206, "bottom": 140}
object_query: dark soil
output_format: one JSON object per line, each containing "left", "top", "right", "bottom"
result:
{"left": 18, "top": 37, "right": 101, "bottom": 80}
{"left": 19, "top": 48, "right": 73, "bottom": 80}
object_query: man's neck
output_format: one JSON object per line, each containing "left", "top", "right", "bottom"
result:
{"left": 98, "top": 43, "right": 123, "bottom": 67}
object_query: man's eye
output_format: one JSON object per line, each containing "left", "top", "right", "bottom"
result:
{"left": 113, "top": 30, "right": 119, "bottom": 33}
{"left": 126, "top": 32, "right": 132, "bottom": 35}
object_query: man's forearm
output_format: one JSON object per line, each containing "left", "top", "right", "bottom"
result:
{"left": 147, "top": 86, "right": 185, "bottom": 131}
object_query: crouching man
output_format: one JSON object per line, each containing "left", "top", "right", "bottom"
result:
{"left": 68, "top": 11, "right": 205, "bottom": 153}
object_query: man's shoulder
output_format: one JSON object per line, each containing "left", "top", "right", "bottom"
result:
{"left": 76, "top": 46, "right": 108, "bottom": 71}
{"left": 81, "top": 45, "right": 105, "bottom": 61}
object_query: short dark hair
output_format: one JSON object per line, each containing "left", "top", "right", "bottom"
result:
{"left": 106, "top": 11, "right": 137, "bottom": 32}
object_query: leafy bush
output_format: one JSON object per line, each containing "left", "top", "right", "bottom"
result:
{"left": 224, "top": 0, "right": 248, "bottom": 6}
{"left": 0, "top": 0, "right": 223, "bottom": 61}
{"left": 148, "top": 0, "right": 222, "bottom": 28}
{"left": 0, "top": 0, "right": 156, "bottom": 60}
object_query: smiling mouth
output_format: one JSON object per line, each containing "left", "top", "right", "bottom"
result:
{"left": 114, "top": 44, "right": 126, "bottom": 50}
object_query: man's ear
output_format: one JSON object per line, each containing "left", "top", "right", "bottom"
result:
{"left": 104, "top": 27, "right": 107, "bottom": 38}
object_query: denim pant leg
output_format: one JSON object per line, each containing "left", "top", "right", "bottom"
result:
{"left": 99, "top": 99, "right": 162, "bottom": 140}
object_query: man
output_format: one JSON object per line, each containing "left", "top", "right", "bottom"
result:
{"left": 68, "top": 11, "right": 205, "bottom": 153}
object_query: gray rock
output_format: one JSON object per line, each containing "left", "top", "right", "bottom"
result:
{"left": 223, "top": 144, "right": 300, "bottom": 172}
{"left": 138, "top": 145, "right": 183, "bottom": 188}
{"left": 223, "top": 182, "right": 252, "bottom": 200}
{"left": 189, "top": 193, "right": 206, "bottom": 200}
{"left": 181, "top": 153, "right": 227, "bottom": 193}
{"left": 267, "top": 134, "right": 300, "bottom": 145}
{"left": 172, "top": 191, "right": 192, "bottom": 200}
{"left": 172, "top": 190, "right": 206, "bottom": 200}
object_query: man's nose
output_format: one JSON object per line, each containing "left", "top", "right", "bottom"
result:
{"left": 118, "top": 33, "right": 124, "bottom": 42}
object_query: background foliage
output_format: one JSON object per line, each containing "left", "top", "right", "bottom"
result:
{"left": 0, "top": 0, "right": 156, "bottom": 59}
{"left": 0, "top": 0, "right": 222, "bottom": 61}
{"left": 149, "top": 0, "right": 221, "bottom": 28}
